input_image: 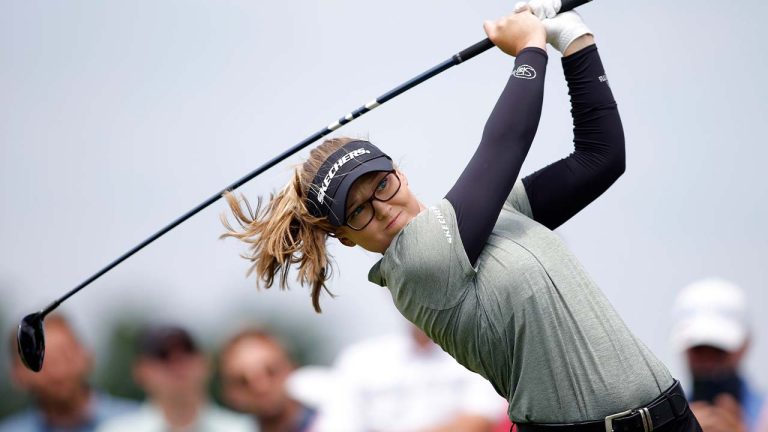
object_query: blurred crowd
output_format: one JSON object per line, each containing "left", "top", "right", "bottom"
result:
{"left": 0, "top": 277, "right": 764, "bottom": 432}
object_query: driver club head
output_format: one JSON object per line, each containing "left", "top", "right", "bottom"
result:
{"left": 17, "top": 312, "right": 45, "bottom": 372}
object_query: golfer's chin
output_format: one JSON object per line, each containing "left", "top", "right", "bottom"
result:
{"left": 353, "top": 211, "right": 419, "bottom": 254}
{"left": 376, "top": 210, "right": 420, "bottom": 253}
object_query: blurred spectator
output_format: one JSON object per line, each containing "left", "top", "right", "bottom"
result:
{"left": 219, "top": 328, "right": 316, "bottom": 432}
{"left": 97, "top": 325, "right": 253, "bottom": 432}
{"left": 313, "top": 325, "right": 507, "bottom": 432}
{"left": 672, "top": 278, "right": 764, "bottom": 432}
{"left": 0, "top": 314, "right": 137, "bottom": 432}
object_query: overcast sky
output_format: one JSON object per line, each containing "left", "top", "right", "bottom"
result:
{"left": 2, "top": 0, "right": 767, "bottom": 389}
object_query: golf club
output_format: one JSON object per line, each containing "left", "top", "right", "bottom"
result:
{"left": 17, "top": 0, "right": 593, "bottom": 372}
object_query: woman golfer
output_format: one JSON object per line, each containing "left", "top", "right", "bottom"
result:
{"left": 223, "top": 4, "right": 701, "bottom": 431}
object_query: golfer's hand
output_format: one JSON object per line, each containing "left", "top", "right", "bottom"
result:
{"left": 515, "top": 0, "right": 593, "bottom": 56}
{"left": 518, "top": 0, "right": 561, "bottom": 20}
{"left": 690, "top": 395, "right": 747, "bottom": 432}
{"left": 483, "top": 7, "right": 546, "bottom": 57}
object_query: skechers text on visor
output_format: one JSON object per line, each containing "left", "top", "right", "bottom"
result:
{"left": 306, "top": 140, "right": 393, "bottom": 227}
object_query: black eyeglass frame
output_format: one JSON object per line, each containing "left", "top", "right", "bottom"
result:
{"left": 343, "top": 170, "right": 401, "bottom": 231}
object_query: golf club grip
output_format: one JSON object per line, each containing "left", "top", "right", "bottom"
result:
{"left": 456, "top": 0, "right": 593, "bottom": 63}
{"left": 455, "top": 39, "right": 495, "bottom": 64}
{"left": 561, "top": 0, "right": 594, "bottom": 13}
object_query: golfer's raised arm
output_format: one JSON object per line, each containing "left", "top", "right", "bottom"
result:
{"left": 521, "top": 10, "right": 625, "bottom": 230}
{"left": 520, "top": 43, "right": 625, "bottom": 230}
{"left": 445, "top": 8, "right": 547, "bottom": 266}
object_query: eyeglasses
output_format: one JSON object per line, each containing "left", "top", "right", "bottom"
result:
{"left": 344, "top": 171, "right": 401, "bottom": 231}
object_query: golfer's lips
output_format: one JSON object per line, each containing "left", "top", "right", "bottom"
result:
{"left": 385, "top": 211, "right": 402, "bottom": 231}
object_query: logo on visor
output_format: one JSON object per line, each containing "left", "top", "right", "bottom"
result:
{"left": 512, "top": 64, "right": 536, "bottom": 80}
{"left": 316, "top": 148, "right": 371, "bottom": 204}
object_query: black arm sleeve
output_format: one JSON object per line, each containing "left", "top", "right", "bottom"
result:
{"left": 522, "top": 45, "right": 626, "bottom": 230}
{"left": 445, "top": 47, "right": 548, "bottom": 266}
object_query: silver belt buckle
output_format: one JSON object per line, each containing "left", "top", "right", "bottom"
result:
{"left": 604, "top": 409, "right": 632, "bottom": 432}
{"left": 604, "top": 407, "right": 654, "bottom": 432}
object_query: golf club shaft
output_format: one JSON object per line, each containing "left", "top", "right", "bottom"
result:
{"left": 40, "top": 0, "right": 592, "bottom": 317}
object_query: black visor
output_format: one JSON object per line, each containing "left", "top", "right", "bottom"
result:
{"left": 306, "top": 141, "right": 393, "bottom": 227}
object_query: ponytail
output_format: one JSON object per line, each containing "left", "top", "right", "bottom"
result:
{"left": 221, "top": 137, "right": 356, "bottom": 312}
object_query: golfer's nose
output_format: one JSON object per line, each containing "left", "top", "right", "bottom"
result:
{"left": 372, "top": 200, "right": 390, "bottom": 220}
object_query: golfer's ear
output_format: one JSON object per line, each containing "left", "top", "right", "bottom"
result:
{"left": 337, "top": 237, "right": 356, "bottom": 247}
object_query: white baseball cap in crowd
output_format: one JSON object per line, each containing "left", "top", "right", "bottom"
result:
{"left": 671, "top": 278, "right": 749, "bottom": 352}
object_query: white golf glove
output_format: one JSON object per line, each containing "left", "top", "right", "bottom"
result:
{"left": 514, "top": 0, "right": 591, "bottom": 54}
{"left": 517, "top": 0, "right": 561, "bottom": 19}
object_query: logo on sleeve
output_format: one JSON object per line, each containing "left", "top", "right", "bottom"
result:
{"left": 430, "top": 207, "right": 452, "bottom": 244}
{"left": 512, "top": 64, "right": 536, "bottom": 80}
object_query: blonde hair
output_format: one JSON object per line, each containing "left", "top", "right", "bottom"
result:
{"left": 221, "top": 137, "right": 358, "bottom": 313}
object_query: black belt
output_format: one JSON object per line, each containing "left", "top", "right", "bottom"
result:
{"left": 517, "top": 380, "right": 690, "bottom": 432}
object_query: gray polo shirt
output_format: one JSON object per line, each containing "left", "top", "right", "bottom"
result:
{"left": 368, "top": 182, "right": 673, "bottom": 423}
